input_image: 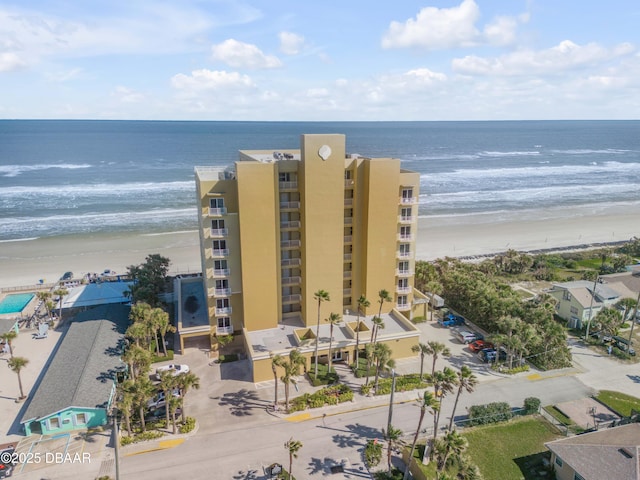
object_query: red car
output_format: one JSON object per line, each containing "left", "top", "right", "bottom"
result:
{"left": 469, "top": 340, "right": 494, "bottom": 353}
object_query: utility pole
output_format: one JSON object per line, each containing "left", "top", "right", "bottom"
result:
{"left": 627, "top": 290, "right": 640, "bottom": 347}
{"left": 387, "top": 369, "right": 397, "bottom": 434}
{"left": 584, "top": 274, "right": 600, "bottom": 340}
{"left": 113, "top": 408, "right": 120, "bottom": 480}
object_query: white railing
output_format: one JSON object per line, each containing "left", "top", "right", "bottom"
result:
{"left": 280, "top": 221, "right": 301, "bottom": 229}
{"left": 282, "top": 294, "right": 302, "bottom": 303}
{"left": 282, "top": 311, "right": 302, "bottom": 321}
{"left": 210, "top": 287, "right": 231, "bottom": 297}
{"left": 400, "top": 197, "right": 417, "bottom": 205}
{"left": 279, "top": 181, "right": 298, "bottom": 190}
{"left": 397, "top": 234, "right": 413, "bottom": 241}
{"left": 216, "top": 325, "right": 233, "bottom": 335}
{"left": 398, "top": 216, "right": 414, "bottom": 223}
{"left": 210, "top": 228, "right": 228, "bottom": 237}
{"left": 344, "top": 179, "right": 354, "bottom": 187}
{"left": 397, "top": 250, "right": 413, "bottom": 259}
{"left": 215, "top": 306, "right": 232, "bottom": 315}
{"left": 343, "top": 253, "right": 352, "bottom": 261}
{"left": 280, "top": 201, "right": 300, "bottom": 209}
{"left": 344, "top": 217, "right": 353, "bottom": 225}
{"left": 396, "top": 303, "right": 411, "bottom": 311}
{"left": 280, "top": 240, "right": 301, "bottom": 248}
{"left": 396, "top": 286, "right": 412, "bottom": 294}
{"left": 212, "top": 249, "right": 229, "bottom": 257}
{"left": 344, "top": 198, "right": 353, "bottom": 206}
{"left": 396, "top": 269, "right": 414, "bottom": 277}
{"left": 208, "top": 207, "right": 227, "bottom": 216}
{"left": 344, "top": 235, "right": 353, "bottom": 243}
{"left": 212, "top": 268, "right": 230, "bottom": 277}
{"left": 343, "top": 271, "right": 352, "bottom": 278}
{"left": 282, "top": 276, "right": 301, "bottom": 285}
{"left": 281, "top": 258, "right": 302, "bottom": 267}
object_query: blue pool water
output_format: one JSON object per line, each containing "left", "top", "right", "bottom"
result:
{"left": 0, "top": 293, "right": 35, "bottom": 314}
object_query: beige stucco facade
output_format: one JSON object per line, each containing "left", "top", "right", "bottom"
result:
{"left": 195, "top": 134, "right": 422, "bottom": 381}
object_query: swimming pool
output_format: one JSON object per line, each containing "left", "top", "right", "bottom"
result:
{"left": 0, "top": 293, "right": 35, "bottom": 314}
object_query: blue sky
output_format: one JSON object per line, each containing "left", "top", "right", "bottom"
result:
{"left": 1, "top": 0, "right": 639, "bottom": 120}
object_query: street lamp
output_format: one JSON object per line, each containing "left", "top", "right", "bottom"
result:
{"left": 386, "top": 369, "right": 397, "bottom": 434}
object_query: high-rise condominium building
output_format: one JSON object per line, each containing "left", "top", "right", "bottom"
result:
{"left": 192, "top": 134, "right": 424, "bottom": 382}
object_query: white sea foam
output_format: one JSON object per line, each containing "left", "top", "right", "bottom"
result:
{"left": 0, "top": 163, "right": 92, "bottom": 177}
{"left": 479, "top": 151, "right": 541, "bottom": 157}
{"left": 0, "top": 237, "right": 39, "bottom": 243}
{"left": 0, "top": 181, "right": 194, "bottom": 197}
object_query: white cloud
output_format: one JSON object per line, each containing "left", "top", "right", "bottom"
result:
{"left": 0, "top": 52, "right": 27, "bottom": 72}
{"left": 483, "top": 16, "right": 519, "bottom": 46}
{"left": 112, "top": 86, "right": 145, "bottom": 103}
{"left": 453, "top": 41, "right": 636, "bottom": 76}
{"left": 279, "top": 31, "right": 304, "bottom": 55}
{"left": 171, "top": 69, "right": 254, "bottom": 91}
{"left": 211, "top": 39, "right": 282, "bottom": 69}
{"left": 305, "top": 88, "right": 329, "bottom": 98}
{"left": 45, "top": 68, "right": 83, "bottom": 82}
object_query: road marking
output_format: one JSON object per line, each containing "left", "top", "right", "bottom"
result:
{"left": 527, "top": 373, "right": 542, "bottom": 380}
{"left": 124, "top": 438, "right": 185, "bottom": 456}
{"left": 285, "top": 413, "right": 311, "bottom": 422}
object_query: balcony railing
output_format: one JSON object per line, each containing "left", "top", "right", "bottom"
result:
{"left": 215, "top": 306, "right": 232, "bottom": 315}
{"left": 400, "top": 197, "right": 417, "bottom": 205}
{"left": 397, "top": 234, "right": 413, "bottom": 241}
{"left": 344, "top": 217, "right": 353, "bottom": 225}
{"left": 210, "top": 228, "right": 228, "bottom": 237}
{"left": 343, "top": 253, "right": 352, "bottom": 261}
{"left": 396, "top": 303, "right": 411, "bottom": 311}
{"left": 282, "top": 294, "right": 302, "bottom": 304}
{"left": 282, "top": 311, "right": 302, "bottom": 321}
{"left": 396, "top": 286, "right": 412, "bottom": 294}
{"left": 208, "top": 207, "right": 227, "bottom": 216}
{"left": 343, "top": 271, "right": 352, "bottom": 278}
{"left": 344, "top": 198, "right": 353, "bottom": 206}
{"left": 282, "top": 276, "right": 301, "bottom": 286}
{"left": 280, "top": 201, "right": 300, "bottom": 210}
{"left": 209, "top": 287, "right": 231, "bottom": 297}
{"left": 216, "top": 325, "right": 233, "bottom": 335}
{"left": 343, "top": 288, "right": 352, "bottom": 296}
{"left": 280, "top": 220, "right": 301, "bottom": 229}
{"left": 397, "top": 250, "right": 413, "bottom": 259}
{"left": 279, "top": 181, "right": 298, "bottom": 190}
{"left": 396, "top": 269, "right": 414, "bottom": 277}
{"left": 281, "top": 258, "right": 302, "bottom": 267}
{"left": 280, "top": 240, "right": 301, "bottom": 248}
{"left": 398, "top": 215, "right": 415, "bottom": 223}
{"left": 211, "top": 249, "right": 229, "bottom": 257}
{"left": 344, "top": 179, "right": 355, "bottom": 188}
{"left": 212, "top": 268, "right": 230, "bottom": 277}
{"left": 344, "top": 235, "right": 353, "bottom": 243}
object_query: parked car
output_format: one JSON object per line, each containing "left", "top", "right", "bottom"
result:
{"left": 613, "top": 336, "right": 636, "bottom": 356}
{"left": 469, "top": 339, "right": 494, "bottom": 353}
{"left": 438, "top": 313, "right": 465, "bottom": 327}
{"left": 145, "top": 406, "right": 182, "bottom": 422}
{"left": 60, "top": 271, "right": 73, "bottom": 281}
{"left": 147, "top": 389, "right": 181, "bottom": 409}
{"left": 454, "top": 329, "right": 482, "bottom": 344}
{"left": 155, "top": 364, "right": 190, "bottom": 380}
{"left": 479, "top": 347, "right": 507, "bottom": 363}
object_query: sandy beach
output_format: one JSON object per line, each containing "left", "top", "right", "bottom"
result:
{"left": 1, "top": 204, "right": 639, "bottom": 290}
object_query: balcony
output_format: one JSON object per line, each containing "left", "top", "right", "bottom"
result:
{"left": 398, "top": 215, "right": 415, "bottom": 224}
{"left": 344, "top": 198, "right": 353, "bottom": 206}
{"left": 211, "top": 249, "right": 229, "bottom": 257}
{"left": 396, "top": 269, "right": 414, "bottom": 277}
{"left": 397, "top": 250, "right": 413, "bottom": 259}
{"left": 215, "top": 306, "right": 232, "bottom": 315}
{"left": 396, "top": 303, "right": 411, "bottom": 311}
{"left": 397, "top": 234, "right": 413, "bottom": 241}
{"left": 399, "top": 197, "right": 417, "bottom": 205}
{"left": 282, "top": 276, "right": 301, "bottom": 286}
{"left": 344, "top": 235, "right": 353, "bottom": 244}
{"left": 282, "top": 311, "right": 302, "bottom": 322}
{"left": 344, "top": 179, "right": 355, "bottom": 188}
{"left": 279, "top": 181, "right": 298, "bottom": 190}
{"left": 280, "top": 220, "right": 301, "bottom": 229}
{"left": 343, "top": 288, "right": 352, "bottom": 296}
{"left": 280, "top": 239, "right": 301, "bottom": 249}
{"left": 212, "top": 268, "right": 230, "bottom": 277}
{"left": 396, "top": 286, "right": 412, "bottom": 294}
{"left": 282, "top": 294, "right": 302, "bottom": 304}
{"left": 281, "top": 258, "right": 302, "bottom": 268}
{"left": 343, "top": 253, "right": 352, "bottom": 262}
{"left": 208, "top": 207, "right": 227, "bottom": 216}
{"left": 216, "top": 325, "right": 233, "bottom": 335}
{"left": 343, "top": 270, "right": 352, "bottom": 279}
{"left": 209, "top": 287, "right": 231, "bottom": 297}
{"left": 344, "top": 217, "right": 353, "bottom": 225}
{"left": 280, "top": 201, "right": 300, "bottom": 210}
{"left": 210, "top": 228, "right": 228, "bottom": 237}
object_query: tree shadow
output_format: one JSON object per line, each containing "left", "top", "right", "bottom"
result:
{"left": 513, "top": 451, "right": 553, "bottom": 480}
{"left": 627, "top": 374, "right": 640, "bottom": 383}
{"left": 324, "top": 422, "right": 382, "bottom": 449}
{"left": 215, "top": 389, "right": 270, "bottom": 416}
{"left": 232, "top": 469, "right": 264, "bottom": 480}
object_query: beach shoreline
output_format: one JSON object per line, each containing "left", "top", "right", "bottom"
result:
{"left": 1, "top": 205, "right": 639, "bottom": 290}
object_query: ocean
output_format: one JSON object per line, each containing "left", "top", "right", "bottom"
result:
{"left": 1, "top": 120, "right": 639, "bottom": 243}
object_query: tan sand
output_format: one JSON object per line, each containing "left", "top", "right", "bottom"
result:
{"left": 1, "top": 204, "right": 638, "bottom": 290}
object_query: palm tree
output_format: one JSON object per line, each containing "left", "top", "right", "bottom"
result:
{"left": 131, "top": 377, "right": 155, "bottom": 433}
{"left": 281, "top": 349, "right": 304, "bottom": 412}
{"left": 363, "top": 343, "right": 375, "bottom": 386}
{"left": 429, "top": 367, "right": 457, "bottom": 449}
{"left": 373, "top": 343, "right": 394, "bottom": 393}
{"left": 427, "top": 341, "right": 451, "bottom": 376}
{"left": 153, "top": 308, "right": 174, "bottom": 357}
{"left": 383, "top": 425, "right": 405, "bottom": 473}
{"left": 52, "top": 287, "right": 68, "bottom": 321}
{"left": 117, "top": 380, "right": 135, "bottom": 436}
{"left": 375, "top": 289, "right": 392, "bottom": 343}
{"left": 411, "top": 343, "right": 429, "bottom": 380}
{"left": 157, "top": 370, "right": 179, "bottom": 431}
{"left": 371, "top": 316, "right": 386, "bottom": 347}
{"left": 7, "top": 356, "right": 28, "bottom": 400}
{"left": 313, "top": 289, "right": 330, "bottom": 377}
{"left": 126, "top": 321, "right": 148, "bottom": 349}
{"left": 436, "top": 430, "right": 468, "bottom": 472}
{"left": 327, "top": 312, "right": 341, "bottom": 373}
{"left": 404, "top": 391, "right": 439, "bottom": 480}
{"left": 36, "top": 291, "right": 52, "bottom": 317}
{"left": 284, "top": 437, "right": 303, "bottom": 479}
{"left": 168, "top": 396, "right": 182, "bottom": 434}
{"left": 0, "top": 330, "right": 17, "bottom": 357}
{"left": 270, "top": 353, "right": 284, "bottom": 410}
{"left": 175, "top": 372, "right": 200, "bottom": 422}
{"left": 122, "top": 344, "right": 152, "bottom": 381}
{"left": 448, "top": 366, "right": 478, "bottom": 431}
{"left": 355, "top": 295, "right": 370, "bottom": 368}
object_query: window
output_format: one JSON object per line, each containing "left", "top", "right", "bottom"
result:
{"left": 398, "top": 278, "right": 409, "bottom": 289}
{"left": 570, "top": 306, "right": 578, "bottom": 315}
{"left": 400, "top": 226, "right": 411, "bottom": 239}
{"left": 216, "top": 298, "right": 230, "bottom": 309}
{"left": 279, "top": 172, "right": 291, "bottom": 182}
{"left": 213, "top": 240, "right": 227, "bottom": 250}
{"left": 209, "top": 198, "right": 224, "bottom": 208}
{"left": 563, "top": 291, "right": 572, "bottom": 301}
{"left": 48, "top": 417, "right": 60, "bottom": 429}
{"left": 399, "top": 244, "right": 411, "bottom": 257}
{"left": 401, "top": 207, "right": 412, "bottom": 218}
{"left": 214, "top": 260, "right": 228, "bottom": 270}
{"left": 573, "top": 474, "right": 584, "bottom": 480}
{"left": 397, "top": 295, "right": 408, "bottom": 306}
{"left": 344, "top": 170, "right": 352, "bottom": 180}
{"left": 401, "top": 188, "right": 413, "bottom": 200}
{"left": 554, "top": 456, "right": 563, "bottom": 467}
{"left": 215, "top": 279, "right": 229, "bottom": 290}
{"left": 75, "top": 413, "right": 87, "bottom": 425}
{"left": 398, "top": 261, "right": 410, "bottom": 273}
{"left": 211, "top": 219, "right": 225, "bottom": 229}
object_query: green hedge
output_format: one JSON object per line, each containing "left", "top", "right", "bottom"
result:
{"left": 374, "top": 373, "right": 429, "bottom": 395}
{"left": 288, "top": 384, "right": 353, "bottom": 412}
{"left": 468, "top": 402, "right": 513, "bottom": 426}
{"left": 351, "top": 357, "right": 377, "bottom": 378}
{"left": 179, "top": 417, "right": 196, "bottom": 433}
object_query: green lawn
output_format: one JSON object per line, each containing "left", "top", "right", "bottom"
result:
{"left": 595, "top": 390, "right": 640, "bottom": 417}
{"left": 464, "top": 416, "right": 561, "bottom": 480}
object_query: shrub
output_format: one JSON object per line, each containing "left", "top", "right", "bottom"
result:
{"left": 218, "top": 354, "right": 238, "bottom": 363}
{"left": 120, "top": 435, "right": 134, "bottom": 446}
{"left": 179, "top": 416, "right": 196, "bottom": 434}
{"left": 412, "top": 316, "right": 427, "bottom": 324}
{"left": 523, "top": 397, "right": 541, "bottom": 414}
{"left": 468, "top": 402, "right": 513, "bottom": 426}
{"left": 364, "top": 439, "right": 382, "bottom": 468}
{"left": 360, "top": 384, "right": 372, "bottom": 395}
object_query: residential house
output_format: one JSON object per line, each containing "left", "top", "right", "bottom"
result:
{"left": 549, "top": 281, "right": 626, "bottom": 328}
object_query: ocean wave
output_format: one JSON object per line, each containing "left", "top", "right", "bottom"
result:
{"left": 549, "top": 148, "right": 632, "bottom": 155}
{"left": 479, "top": 151, "right": 541, "bottom": 157}
{"left": 0, "top": 163, "right": 92, "bottom": 177}
{"left": 0, "top": 236, "right": 39, "bottom": 243}
{"left": 0, "top": 180, "right": 194, "bottom": 197}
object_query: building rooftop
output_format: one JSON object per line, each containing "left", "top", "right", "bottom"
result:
{"left": 21, "top": 304, "right": 128, "bottom": 423}
{"left": 546, "top": 423, "right": 640, "bottom": 480}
